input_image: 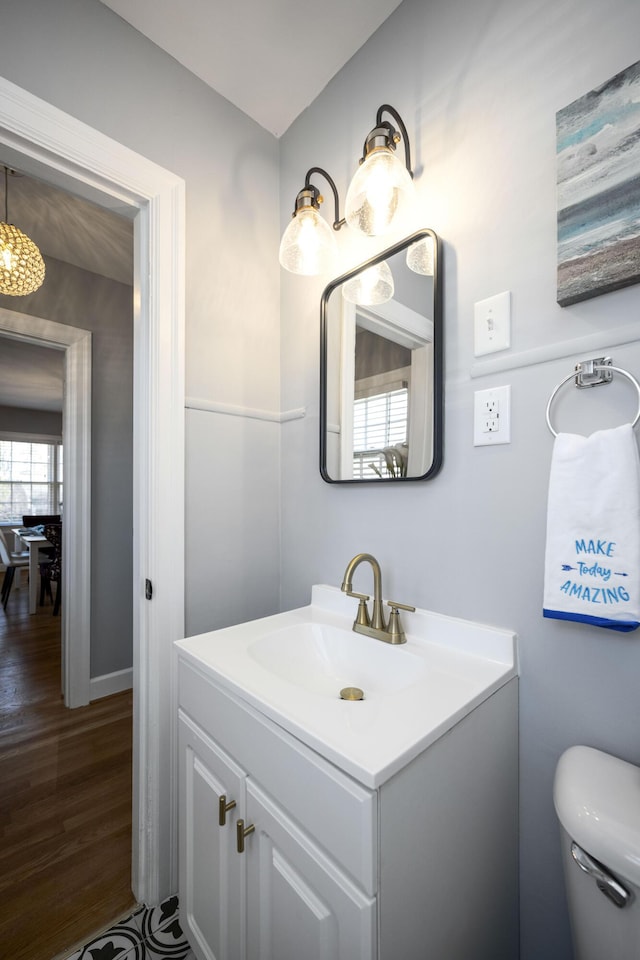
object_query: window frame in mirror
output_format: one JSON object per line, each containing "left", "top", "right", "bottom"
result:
{"left": 319, "top": 228, "right": 443, "bottom": 484}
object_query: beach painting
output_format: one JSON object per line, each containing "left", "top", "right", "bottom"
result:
{"left": 557, "top": 59, "right": 640, "bottom": 306}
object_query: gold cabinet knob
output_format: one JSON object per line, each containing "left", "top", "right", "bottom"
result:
{"left": 218, "top": 794, "right": 236, "bottom": 826}
{"left": 236, "top": 819, "right": 255, "bottom": 853}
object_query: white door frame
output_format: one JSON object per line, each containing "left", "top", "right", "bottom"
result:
{"left": 0, "top": 76, "right": 186, "bottom": 904}
{"left": 0, "top": 315, "right": 91, "bottom": 708}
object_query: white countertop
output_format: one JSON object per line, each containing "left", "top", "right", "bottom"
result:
{"left": 176, "top": 585, "right": 518, "bottom": 787}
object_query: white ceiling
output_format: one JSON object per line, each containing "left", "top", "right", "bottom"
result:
{"left": 1, "top": 168, "right": 134, "bottom": 287}
{"left": 0, "top": 337, "right": 64, "bottom": 414}
{"left": 0, "top": 172, "right": 133, "bottom": 411}
{"left": 98, "top": 0, "right": 405, "bottom": 137}
{"left": 0, "top": 170, "right": 133, "bottom": 415}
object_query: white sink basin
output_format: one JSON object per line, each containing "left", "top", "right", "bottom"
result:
{"left": 176, "top": 585, "right": 517, "bottom": 787}
{"left": 247, "top": 621, "right": 425, "bottom": 697}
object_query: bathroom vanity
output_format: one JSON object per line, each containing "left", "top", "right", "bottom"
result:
{"left": 176, "top": 585, "right": 518, "bottom": 960}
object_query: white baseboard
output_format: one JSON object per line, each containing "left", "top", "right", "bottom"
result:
{"left": 90, "top": 667, "right": 133, "bottom": 701}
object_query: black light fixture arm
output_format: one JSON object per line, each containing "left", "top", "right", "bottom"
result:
{"left": 3, "top": 166, "right": 8, "bottom": 223}
{"left": 302, "top": 166, "right": 345, "bottom": 231}
{"left": 358, "top": 104, "right": 414, "bottom": 180}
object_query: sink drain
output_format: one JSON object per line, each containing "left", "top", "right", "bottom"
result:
{"left": 340, "top": 686, "right": 365, "bottom": 701}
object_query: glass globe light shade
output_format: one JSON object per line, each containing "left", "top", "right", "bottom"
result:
{"left": 345, "top": 148, "right": 415, "bottom": 237}
{"left": 278, "top": 207, "right": 337, "bottom": 276}
{"left": 0, "top": 222, "right": 45, "bottom": 295}
{"left": 406, "top": 235, "right": 434, "bottom": 275}
{"left": 342, "top": 260, "right": 394, "bottom": 306}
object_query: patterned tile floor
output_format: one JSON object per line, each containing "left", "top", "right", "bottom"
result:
{"left": 63, "top": 896, "right": 195, "bottom": 960}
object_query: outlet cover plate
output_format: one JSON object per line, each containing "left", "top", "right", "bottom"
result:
{"left": 474, "top": 385, "right": 511, "bottom": 446}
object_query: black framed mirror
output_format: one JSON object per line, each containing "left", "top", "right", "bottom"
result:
{"left": 320, "top": 228, "right": 443, "bottom": 483}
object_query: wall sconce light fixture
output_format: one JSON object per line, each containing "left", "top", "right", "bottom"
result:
{"left": 0, "top": 166, "right": 45, "bottom": 296}
{"left": 406, "top": 234, "right": 434, "bottom": 276}
{"left": 345, "top": 104, "right": 415, "bottom": 237}
{"left": 279, "top": 167, "right": 345, "bottom": 276}
{"left": 342, "top": 260, "right": 394, "bottom": 306}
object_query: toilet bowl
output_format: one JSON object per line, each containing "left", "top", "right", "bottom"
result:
{"left": 554, "top": 745, "right": 640, "bottom": 959}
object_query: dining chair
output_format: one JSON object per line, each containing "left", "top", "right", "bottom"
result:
{"left": 22, "top": 515, "right": 60, "bottom": 560}
{"left": 22, "top": 514, "right": 61, "bottom": 527}
{"left": 39, "top": 523, "right": 62, "bottom": 616}
{"left": 0, "top": 528, "right": 30, "bottom": 610}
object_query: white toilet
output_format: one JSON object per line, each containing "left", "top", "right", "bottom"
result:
{"left": 554, "top": 745, "right": 640, "bottom": 959}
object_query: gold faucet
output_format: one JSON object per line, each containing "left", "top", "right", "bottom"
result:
{"left": 341, "top": 553, "right": 415, "bottom": 644}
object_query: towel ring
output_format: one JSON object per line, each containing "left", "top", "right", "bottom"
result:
{"left": 546, "top": 361, "right": 640, "bottom": 437}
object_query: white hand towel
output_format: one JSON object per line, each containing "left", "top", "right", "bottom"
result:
{"left": 543, "top": 423, "right": 640, "bottom": 632}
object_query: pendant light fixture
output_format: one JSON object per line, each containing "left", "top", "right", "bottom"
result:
{"left": 0, "top": 166, "right": 45, "bottom": 296}
{"left": 345, "top": 104, "right": 416, "bottom": 238}
{"left": 279, "top": 167, "right": 345, "bottom": 276}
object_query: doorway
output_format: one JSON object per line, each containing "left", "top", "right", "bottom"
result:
{"left": 0, "top": 316, "right": 91, "bottom": 707}
{"left": 0, "top": 317, "right": 134, "bottom": 958}
{"left": 0, "top": 75, "right": 186, "bottom": 907}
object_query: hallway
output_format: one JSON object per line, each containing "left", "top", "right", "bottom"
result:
{"left": 0, "top": 581, "right": 135, "bottom": 960}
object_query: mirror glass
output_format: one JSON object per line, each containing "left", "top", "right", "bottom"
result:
{"left": 320, "top": 229, "right": 443, "bottom": 483}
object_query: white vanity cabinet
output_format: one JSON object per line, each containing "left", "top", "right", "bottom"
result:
{"left": 178, "top": 658, "right": 376, "bottom": 960}
{"left": 178, "top": 650, "right": 519, "bottom": 960}
{"left": 179, "top": 714, "right": 245, "bottom": 959}
{"left": 244, "top": 780, "right": 375, "bottom": 959}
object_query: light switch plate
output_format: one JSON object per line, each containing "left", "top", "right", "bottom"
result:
{"left": 474, "top": 291, "right": 511, "bottom": 356}
{"left": 474, "top": 385, "right": 511, "bottom": 446}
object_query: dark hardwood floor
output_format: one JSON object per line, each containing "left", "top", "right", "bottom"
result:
{"left": 0, "top": 577, "right": 136, "bottom": 960}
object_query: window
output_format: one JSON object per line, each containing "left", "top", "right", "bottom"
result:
{"left": 0, "top": 438, "right": 63, "bottom": 521}
{"left": 353, "top": 387, "right": 408, "bottom": 479}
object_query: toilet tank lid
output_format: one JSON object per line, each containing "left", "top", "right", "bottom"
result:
{"left": 554, "top": 745, "right": 640, "bottom": 888}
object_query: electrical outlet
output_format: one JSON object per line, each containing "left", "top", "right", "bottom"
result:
{"left": 474, "top": 291, "right": 511, "bottom": 356}
{"left": 474, "top": 385, "right": 511, "bottom": 445}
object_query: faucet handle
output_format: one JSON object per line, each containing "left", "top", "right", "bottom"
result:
{"left": 347, "top": 591, "right": 371, "bottom": 627}
{"left": 385, "top": 600, "right": 416, "bottom": 644}
{"left": 386, "top": 600, "right": 416, "bottom": 613}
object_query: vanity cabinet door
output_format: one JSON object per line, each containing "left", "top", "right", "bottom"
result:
{"left": 179, "top": 712, "right": 246, "bottom": 960}
{"left": 244, "top": 780, "right": 376, "bottom": 960}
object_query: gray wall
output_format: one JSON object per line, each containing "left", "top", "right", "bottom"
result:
{"left": 0, "top": 255, "right": 134, "bottom": 677}
{"left": 279, "top": 0, "right": 640, "bottom": 957}
{"left": 0, "top": 405, "right": 62, "bottom": 437}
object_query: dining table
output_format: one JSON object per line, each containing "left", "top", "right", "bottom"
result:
{"left": 11, "top": 527, "right": 52, "bottom": 614}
